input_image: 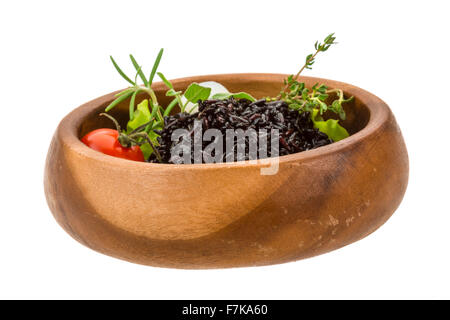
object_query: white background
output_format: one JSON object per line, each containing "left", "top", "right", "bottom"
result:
{"left": 1, "top": 0, "right": 449, "bottom": 299}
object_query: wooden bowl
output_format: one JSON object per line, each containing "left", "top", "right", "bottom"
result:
{"left": 44, "top": 73, "right": 409, "bottom": 269}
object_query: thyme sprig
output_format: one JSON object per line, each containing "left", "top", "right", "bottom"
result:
{"left": 299, "top": 34, "right": 336, "bottom": 77}
{"left": 272, "top": 33, "right": 354, "bottom": 141}
{"left": 279, "top": 76, "right": 353, "bottom": 120}
{"left": 276, "top": 33, "right": 353, "bottom": 121}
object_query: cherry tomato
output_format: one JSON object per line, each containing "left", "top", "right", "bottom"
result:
{"left": 81, "top": 128, "right": 145, "bottom": 162}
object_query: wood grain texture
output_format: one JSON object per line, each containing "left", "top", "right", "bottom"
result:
{"left": 44, "top": 74, "right": 409, "bottom": 269}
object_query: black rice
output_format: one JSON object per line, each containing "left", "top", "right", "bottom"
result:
{"left": 148, "top": 98, "right": 333, "bottom": 163}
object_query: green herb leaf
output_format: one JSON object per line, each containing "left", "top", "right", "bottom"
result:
{"left": 288, "top": 103, "right": 302, "bottom": 110}
{"left": 231, "top": 92, "right": 256, "bottom": 101}
{"left": 319, "top": 101, "right": 328, "bottom": 114}
{"left": 184, "top": 83, "right": 211, "bottom": 103}
{"left": 163, "top": 98, "right": 179, "bottom": 117}
{"left": 138, "top": 130, "right": 160, "bottom": 160}
{"left": 318, "top": 93, "right": 328, "bottom": 101}
{"left": 110, "top": 56, "right": 135, "bottom": 85}
{"left": 318, "top": 84, "right": 328, "bottom": 93}
{"left": 211, "top": 92, "right": 256, "bottom": 102}
{"left": 166, "top": 88, "right": 182, "bottom": 97}
{"left": 157, "top": 72, "right": 173, "bottom": 89}
{"left": 129, "top": 54, "right": 149, "bottom": 87}
{"left": 151, "top": 101, "right": 163, "bottom": 124}
{"left": 158, "top": 72, "right": 185, "bottom": 113}
{"left": 311, "top": 109, "right": 349, "bottom": 142}
{"left": 127, "top": 99, "right": 152, "bottom": 133}
{"left": 149, "top": 49, "right": 164, "bottom": 86}
{"left": 129, "top": 90, "right": 138, "bottom": 120}
{"left": 105, "top": 90, "right": 134, "bottom": 112}
{"left": 210, "top": 93, "right": 229, "bottom": 100}
{"left": 301, "top": 88, "right": 309, "bottom": 100}
{"left": 280, "top": 32, "right": 338, "bottom": 94}
{"left": 114, "top": 87, "right": 135, "bottom": 98}
{"left": 125, "top": 99, "right": 160, "bottom": 160}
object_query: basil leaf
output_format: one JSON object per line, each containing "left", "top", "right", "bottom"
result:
{"left": 211, "top": 92, "right": 256, "bottom": 102}
{"left": 311, "top": 109, "right": 349, "bottom": 142}
{"left": 184, "top": 83, "right": 211, "bottom": 103}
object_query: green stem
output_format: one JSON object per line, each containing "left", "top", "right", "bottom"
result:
{"left": 176, "top": 95, "right": 185, "bottom": 112}
{"left": 99, "top": 113, "right": 121, "bottom": 132}
{"left": 164, "top": 98, "right": 179, "bottom": 117}
{"left": 151, "top": 121, "right": 163, "bottom": 129}
{"left": 134, "top": 85, "right": 164, "bottom": 122}
{"left": 293, "top": 49, "right": 320, "bottom": 82}
{"left": 326, "top": 89, "right": 344, "bottom": 103}
{"left": 142, "top": 87, "right": 158, "bottom": 106}
{"left": 130, "top": 132, "right": 163, "bottom": 163}
{"left": 181, "top": 101, "right": 188, "bottom": 113}
{"left": 278, "top": 49, "right": 322, "bottom": 99}
{"left": 114, "top": 87, "right": 135, "bottom": 98}
{"left": 129, "top": 118, "right": 155, "bottom": 135}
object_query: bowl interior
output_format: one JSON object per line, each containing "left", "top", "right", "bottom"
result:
{"left": 77, "top": 74, "right": 370, "bottom": 139}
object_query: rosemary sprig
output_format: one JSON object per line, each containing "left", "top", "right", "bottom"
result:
{"left": 106, "top": 48, "right": 164, "bottom": 118}
{"left": 106, "top": 49, "right": 167, "bottom": 162}
{"left": 110, "top": 56, "right": 135, "bottom": 86}
{"left": 105, "top": 49, "right": 216, "bottom": 161}
{"left": 157, "top": 72, "right": 185, "bottom": 112}
{"left": 129, "top": 54, "right": 149, "bottom": 87}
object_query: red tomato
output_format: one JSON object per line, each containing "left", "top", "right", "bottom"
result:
{"left": 81, "top": 128, "right": 145, "bottom": 162}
